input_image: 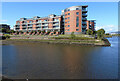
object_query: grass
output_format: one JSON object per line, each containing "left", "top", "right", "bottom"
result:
{"left": 53, "top": 36, "right": 95, "bottom": 40}
{"left": 7, "top": 38, "right": 102, "bottom": 44}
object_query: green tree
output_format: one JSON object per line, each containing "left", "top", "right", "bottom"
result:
{"left": 4, "top": 34, "right": 10, "bottom": 39}
{"left": 42, "top": 30, "right": 46, "bottom": 34}
{"left": 1, "top": 28, "right": 6, "bottom": 33}
{"left": 71, "top": 32, "right": 76, "bottom": 39}
{"left": 10, "top": 30, "right": 15, "bottom": 33}
{"left": 97, "top": 28, "right": 105, "bottom": 39}
{"left": 38, "top": 30, "right": 41, "bottom": 33}
{"left": 86, "top": 29, "right": 93, "bottom": 35}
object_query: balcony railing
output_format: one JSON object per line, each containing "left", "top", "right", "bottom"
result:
{"left": 82, "top": 25, "right": 86, "bottom": 28}
{"left": 36, "top": 25, "right": 41, "bottom": 27}
{"left": 82, "top": 22, "right": 87, "bottom": 24}
{"left": 53, "top": 23, "right": 59, "bottom": 26}
{"left": 22, "top": 26, "right": 27, "bottom": 28}
{"left": 82, "top": 14, "right": 87, "bottom": 17}
{"left": 82, "top": 9, "right": 88, "bottom": 12}
{"left": 82, "top": 18, "right": 87, "bottom": 20}
{"left": 15, "top": 26, "right": 20, "bottom": 28}
{"left": 42, "top": 24, "right": 48, "bottom": 26}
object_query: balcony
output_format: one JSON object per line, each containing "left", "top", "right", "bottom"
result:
{"left": 36, "top": 25, "right": 41, "bottom": 27}
{"left": 82, "top": 9, "right": 88, "bottom": 12}
{"left": 15, "top": 26, "right": 20, "bottom": 28}
{"left": 53, "top": 26, "right": 60, "bottom": 29}
{"left": 22, "top": 26, "right": 27, "bottom": 28}
{"left": 82, "top": 22, "right": 87, "bottom": 25}
{"left": 42, "top": 24, "right": 48, "bottom": 26}
{"left": 82, "top": 14, "right": 87, "bottom": 17}
{"left": 82, "top": 18, "right": 87, "bottom": 20}
{"left": 22, "top": 23, "right": 27, "bottom": 25}
{"left": 82, "top": 25, "right": 86, "bottom": 28}
{"left": 53, "top": 23, "right": 59, "bottom": 26}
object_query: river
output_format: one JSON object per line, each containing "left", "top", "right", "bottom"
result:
{"left": 2, "top": 36, "right": 118, "bottom": 79}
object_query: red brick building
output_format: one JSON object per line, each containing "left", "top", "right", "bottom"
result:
{"left": 14, "top": 5, "right": 95, "bottom": 35}
{"left": 86, "top": 20, "right": 96, "bottom": 31}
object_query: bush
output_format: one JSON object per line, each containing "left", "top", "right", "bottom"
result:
{"left": 42, "top": 30, "right": 46, "bottom": 34}
{"left": 105, "top": 33, "right": 109, "bottom": 35}
{"left": 71, "top": 32, "right": 76, "bottom": 39}
{"left": 4, "top": 34, "right": 10, "bottom": 39}
{"left": 38, "top": 30, "right": 41, "bottom": 33}
{"left": 97, "top": 28, "right": 105, "bottom": 39}
{"left": 86, "top": 29, "right": 93, "bottom": 35}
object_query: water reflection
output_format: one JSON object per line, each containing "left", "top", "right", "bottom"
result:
{"left": 2, "top": 37, "right": 118, "bottom": 79}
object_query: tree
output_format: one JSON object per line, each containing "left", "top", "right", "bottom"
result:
{"left": 71, "top": 32, "right": 76, "bottom": 39}
{"left": 10, "top": 30, "right": 15, "bottom": 33}
{"left": 38, "top": 30, "right": 41, "bottom": 33}
{"left": 1, "top": 28, "right": 6, "bottom": 33}
{"left": 42, "top": 30, "right": 46, "bottom": 34}
{"left": 97, "top": 28, "right": 105, "bottom": 39}
{"left": 86, "top": 29, "right": 93, "bottom": 35}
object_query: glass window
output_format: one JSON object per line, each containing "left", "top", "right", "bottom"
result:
{"left": 65, "top": 14, "right": 67, "bottom": 16}
{"left": 68, "top": 17, "right": 70, "bottom": 19}
{"left": 76, "top": 23, "right": 79, "bottom": 27}
{"left": 68, "top": 29, "right": 70, "bottom": 31}
{"left": 68, "top": 13, "right": 70, "bottom": 15}
{"left": 76, "top": 12, "right": 79, "bottom": 15}
{"left": 76, "top": 29, "right": 79, "bottom": 31}
{"left": 76, "top": 16, "right": 79, "bottom": 27}
{"left": 65, "top": 18, "right": 67, "bottom": 20}
{"left": 68, "top": 25, "right": 70, "bottom": 27}
{"left": 68, "top": 9, "right": 70, "bottom": 11}
{"left": 68, "top": 21, "right": 70, "bottom": 23}
{"left": 29, "top": 21, "right": 32, "bottom": 23}
{"left": 76, "top": 8, "right": 79, "bottom": 10}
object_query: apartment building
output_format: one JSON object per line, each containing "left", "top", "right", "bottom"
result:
{"left": 14, "top": 5, "right": 95, "bottom": 35}
{"left": 14, "top": 14, "right": 64, "bottom": 34}
{"left": 86, "top": 20, "right": 96, "bottom": 31}
{"left": 62, "top": 5, "right": 88, "bottom": 34}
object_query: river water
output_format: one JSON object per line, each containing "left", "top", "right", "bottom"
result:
{"left": 2, "top": 37, "right": 118, "bottom": 79}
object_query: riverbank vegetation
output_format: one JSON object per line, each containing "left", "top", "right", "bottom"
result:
{"left": 1, "top": 28, "right": 111, "bottom": 46}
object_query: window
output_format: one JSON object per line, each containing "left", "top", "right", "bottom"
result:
{"left": 76, "top": 29, "right": 79, "bottom": 31}
{"left": 68, "top": 17, "right": 70, "bottom": 19}
{"left": 17, "top": 22, "right": 20, "bottom": 24}
{"left": 68, "top": 25, "right": 70, "bottom": 27}
{"left": 68, "top": 9, "right": 70, "bottom": 11}
{"left": 38, "top": 20, "right": 41, "bottom": 22}
{"left": 68, "top": 21, "right": 70, "bottom": 23}
{"left": 68, "top": 13, "right": 70, "bottom": 15}
{"left": 76, "top": 16, "right": 79, "bottom": 27}
{"left": 68, "top": 29, "right": 70, "bottom": 31}
{"left": 76, "top": 23, "right": 79, "bottom": 27}
{"left": 65, "top": 18, "right": 67, "bottom": 20}
{"left": 65, "top": 9, "right": 67, "bottom": 12}
{"left": 76, "top": 8, "right": 79, "bottom": 10}
{"left": 65, "top": 22, "right": 67, "bottom": 24}
{"left": 29, "top": 21, "right": 32, "bottom": 23}
{"left": 65, "top": 14, "right": 67, "bottom": 16}
{"left": 76, "top": 12, "right": 79, "bottom": 15}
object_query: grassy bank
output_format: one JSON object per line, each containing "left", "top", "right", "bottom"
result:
{"left": 3, "top": 37, "right": 110, "bottom": 46}
{"left": 1, "top": 33, "right": 111, "bottom": 46}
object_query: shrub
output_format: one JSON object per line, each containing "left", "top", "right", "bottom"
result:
{"left": 4, "top": 34, "right": 10, "bottom": 39}
{"left": 86, "top": 29, "right": 93, "bottom": 35}
{"left": 42, "top": 30, "right": 46, "bottom": 34}
{"left": 71, "top": 32, "right": 76, "bottom": 39}
{"left": 47, "top": 31, "right": 50, "bottom": 34}
{"left": 38, "top": 30, "right": 41, "bottom": 33}
{"left": 97, "top": 28, "right": 105, "bottom": 39}
{"left": 54, "top": 31, "right": 56, "bottom": 34}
